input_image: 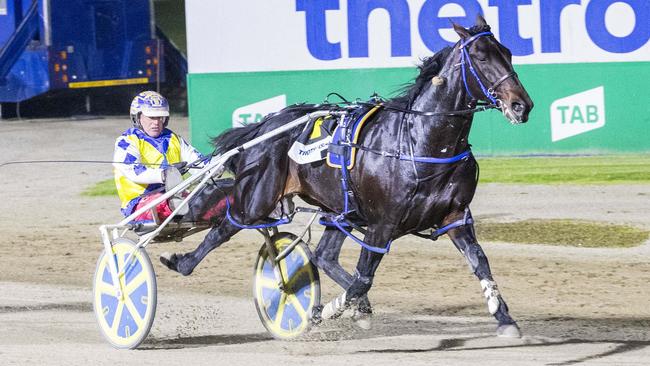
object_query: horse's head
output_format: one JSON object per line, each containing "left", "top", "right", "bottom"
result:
{"left": 452, "top": 16, "right": 533, "bottom": 124}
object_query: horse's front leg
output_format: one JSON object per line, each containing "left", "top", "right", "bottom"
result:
{"left": 162, "top": 158, "right": 286, "bottom": 276}
{"left": 445, "top": 209, "right": 521, "bottom": 337}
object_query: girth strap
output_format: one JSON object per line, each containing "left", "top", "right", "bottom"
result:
{"left": 224, "top": 198, "right": 291, "bottom": 229}
{"left": 400, "top": 150, "right": 471, "bottom": 164}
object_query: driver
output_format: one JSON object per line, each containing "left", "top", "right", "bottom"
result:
{"left": 113, "top": 91, "right": 208, "bottom": 222}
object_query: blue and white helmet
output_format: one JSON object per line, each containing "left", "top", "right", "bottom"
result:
{"left": 130, "top": 91, "right": 170, "bottom": 128}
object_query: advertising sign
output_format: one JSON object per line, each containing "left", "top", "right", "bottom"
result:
{"left": 186, "top": 0, "right": 649, "bottom": 155}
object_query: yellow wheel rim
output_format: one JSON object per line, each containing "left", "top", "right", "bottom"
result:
{"left": 253, "top": 235, "right": 320, "bottom": 339}
{"left": 93, "top": 239, "right": 156, "bottom": 349}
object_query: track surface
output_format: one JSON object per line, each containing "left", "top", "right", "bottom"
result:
{"left": 1, "top": 117, "right": 649, "bottom": 365}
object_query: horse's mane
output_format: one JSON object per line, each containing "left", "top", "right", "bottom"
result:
{"left": 468, "top": 24, "right": 491, "bottom": 35}
{"left": 390, "top": 24, "right": 491, "bottom": 108}
{"left": 389, "top": 46, "right": 453, "bottom": 107}
{"left": 212, "top": 25, "right": 493, "bottom": 160}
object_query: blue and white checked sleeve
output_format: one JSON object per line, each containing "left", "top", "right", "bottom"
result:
{"left": 113, "top": 136, "right": 164, "bottom": 184}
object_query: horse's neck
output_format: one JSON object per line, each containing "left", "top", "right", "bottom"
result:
{"left": 409, "top": 51, "right": 473, "bottom": 156}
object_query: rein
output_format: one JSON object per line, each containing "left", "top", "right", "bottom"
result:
{"left": 358, "top": 100, "right": 497, "bottom": 117}
{"left": 0, "top": 156, "right": 209, "bottom": 173}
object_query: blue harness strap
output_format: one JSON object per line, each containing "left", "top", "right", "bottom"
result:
{"left": 431, "top": 208, "right": 474, "bottom": 240}
{"left": 225, "top": 197, "right": 291, "bottom": 229}
{"left": 332, "top": 219, "right": 391, "bottom": 254}
{"left": 321, "top": 216, "right": 390, "bottom": 254}
{"left": 399, "top": 149, "right": 471, "bottom": 164}
{"left": 329, "top": 135, "right": 473, "bottom": 253}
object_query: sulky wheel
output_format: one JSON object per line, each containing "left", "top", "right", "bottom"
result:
{"left": 253, "top": 233, "right": 320, "bottom": 339}
{"left": 93, "top": 238, "right": 157, "bottom": 349}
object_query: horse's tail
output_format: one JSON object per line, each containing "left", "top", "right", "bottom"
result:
{"left": 211, "top": 121, "right": 265, "bottom": 171}
{"left": 212, "top": 123, "right": 263, "bottom": 156}
{"left": 212, "top": 104, "right": 322, "bottom": 172}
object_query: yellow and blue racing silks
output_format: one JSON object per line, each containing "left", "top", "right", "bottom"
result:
{"left": 113, "top": 127, "right": 207, "bottom": 216}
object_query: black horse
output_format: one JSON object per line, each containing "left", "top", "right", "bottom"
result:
{"left": 162, "top": 16, "right": 533, "bottom": 337}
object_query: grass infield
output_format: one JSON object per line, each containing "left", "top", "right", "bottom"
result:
{"left": 475, "top": 219, "right": 649, "bottom": 248}
{"left": 478, "top": 155, "right": 650, "bottom": 184}
{"left": 82, "top": 179, "right": 116, "bottom": 197}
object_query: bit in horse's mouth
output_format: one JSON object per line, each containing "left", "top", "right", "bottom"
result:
{"left": 502, "top": 106, "right": 523, "bottom": 125}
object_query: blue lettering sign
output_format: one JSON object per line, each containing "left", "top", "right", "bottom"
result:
{"left": 489, "top": 0, "right": 533, "bottom": 56}
{"left": 418, "top": 0, "right": 482, "bottom": 52}
{"left": 585, "top": 0, "right": 650, "bottom": 53}
{"left": 296, "top": 0, "right": 650, "bottom": 61}
{"left": 348, "top": 0, "right": 411, "bottom": 57}
{"left": 296, "top": 0, "right": 341, "bottom": 60}
{"left": 540, "top": 0, "right": 581, "bottom": 53}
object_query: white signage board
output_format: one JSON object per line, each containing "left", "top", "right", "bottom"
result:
{"left": 186, "top": 0, "right": 650, "bottom": 73}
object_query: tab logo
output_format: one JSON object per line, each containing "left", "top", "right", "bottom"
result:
{"left": 550, "top": 86, "right": 606, "bottom": 142}
{"left": 232, "top": 95, "right": 287, "bottom": 128}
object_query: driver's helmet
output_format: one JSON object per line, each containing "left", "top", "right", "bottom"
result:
{"left": 130, "top": 91, "right": 170, "bottom": 129}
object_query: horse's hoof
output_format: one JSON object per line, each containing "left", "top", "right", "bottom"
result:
{"left": 160, "top": 252, "right": 194, "bottom": 276}
{"left": 159, "top": 252, "right": 178, "bottom": 271}
{"left": 352, "top": 310, "right": 372, "bottom": 330}
{"left": 496, "top": 323, "right": 522, "bottom": 338}
{"left": 310, "top": 305, "right": 324, "bottom": 326}
{"left": 321, "top": 292, "right": 349, "bottom": 319}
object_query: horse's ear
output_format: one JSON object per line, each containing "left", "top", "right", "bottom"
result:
{"left": 452, "top": 22, "right": 470, "bottom": 39}
{"left": 476, "top": 14, "right": 488, "bottom": 27}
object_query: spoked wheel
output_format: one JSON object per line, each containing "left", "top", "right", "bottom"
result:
{"left": 253, "top": 233, "right": 320, "bottom": 339}
{"left": 93, "top": 238, "right": 157, "bottom": 349}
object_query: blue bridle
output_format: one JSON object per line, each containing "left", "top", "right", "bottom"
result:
{"left": 459, "top": 32, "right": 517, "bottom": 107}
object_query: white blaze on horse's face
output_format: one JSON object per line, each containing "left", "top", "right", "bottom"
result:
{"left": 140, "top": 114, "right": 165, "bottom": 138}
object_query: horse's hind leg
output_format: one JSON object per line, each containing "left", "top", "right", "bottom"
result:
{"left": 318, "top": 226, "right": 390, "bottom": 320}
{"left": 163, "top": 143, "right": 291, "bottom": 275}
{"left": 445, "top": 210, "right": 520, "bottom": 337}
{"left": 161, "top": 185, "right": 279, "bottom": 276}
{"left": 314, "top": 227, "right": 372, "bottom": 326}
{"left": 314, "top": 228, "right": 352, "bottom": 287}
{"left": 161, "top": 220, "right": 241, "bottom": 275}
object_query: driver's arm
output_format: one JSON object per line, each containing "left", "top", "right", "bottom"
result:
{"left": 113, "top": 136, "right": 164, "bottom": 184}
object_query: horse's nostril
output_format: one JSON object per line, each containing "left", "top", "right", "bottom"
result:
{"left": 512, "top": 102, "right": 525, "bottom": 114}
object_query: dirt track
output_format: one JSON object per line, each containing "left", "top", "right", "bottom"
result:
{"left": 1, "top": 117, "right": 649, "bottom": 365}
